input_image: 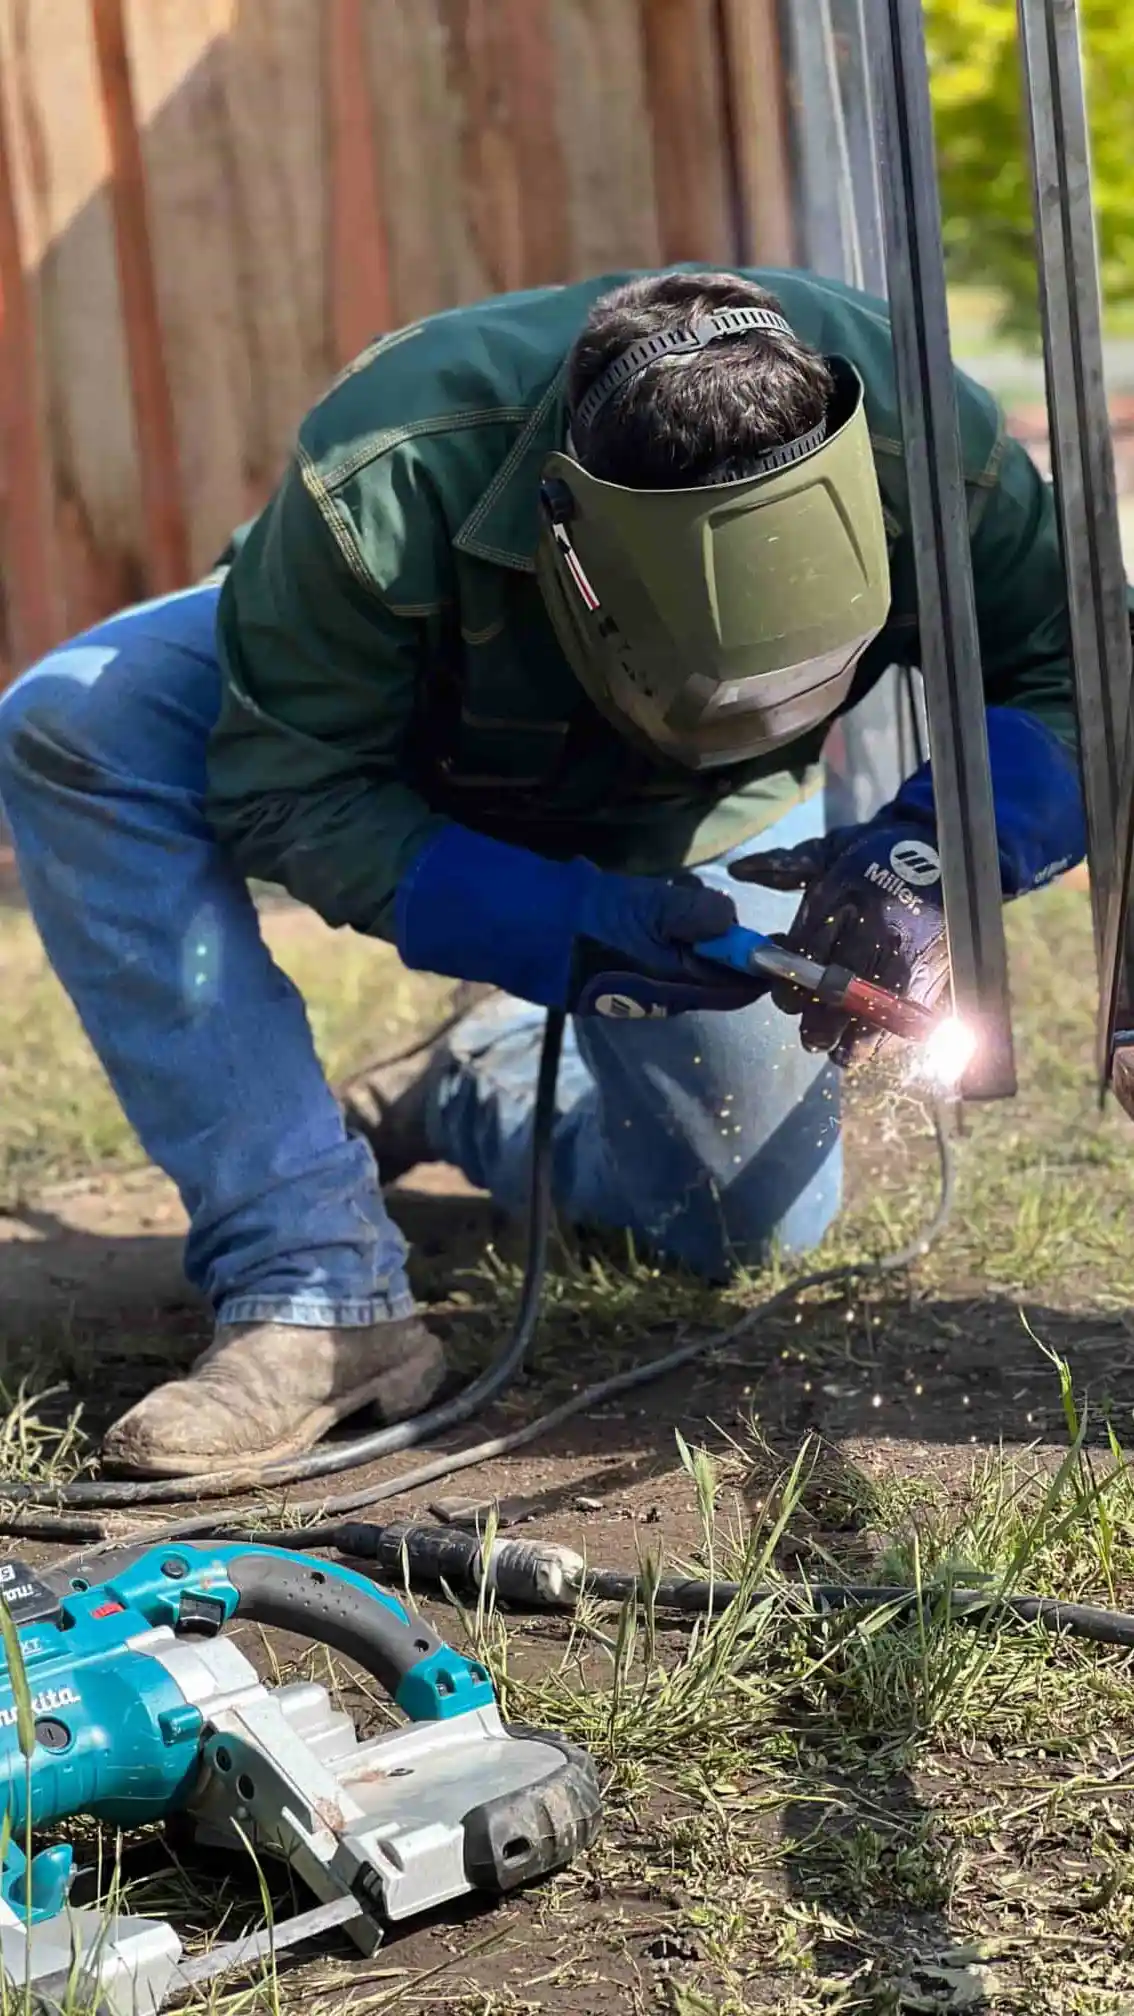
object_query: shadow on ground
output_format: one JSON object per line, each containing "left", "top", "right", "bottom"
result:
{"left": 3, "top": 1172, "right": 1131, "bottom": 1462}
{"left": 3, "top": 1158, "right": 1130, "bottom": 2010}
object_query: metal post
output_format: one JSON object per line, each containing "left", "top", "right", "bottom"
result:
{"left": 1015, "top": 0, "right": 1134, "bottom": 1076}
{"left": 783, "top": 0, "right": 920, "bottom": 826}
{"left": 784, "top": 0, "right": 858, "bottom": 284}
{"left": 868, "top": 0, "right": 1016, "bottom": 1099}
{"left": 786, "top": 0, "right": 885, "bottom": 298}
{"left": 1101, "top": 724, "right": 1134, "bottom": 1081}
{"left": 835, "top": 0, "right": 886, "bottom": 297}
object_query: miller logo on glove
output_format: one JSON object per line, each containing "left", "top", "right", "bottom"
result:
{"left": 729, "top": 707, "right": 1086, "bottom": 1068}
{"left": 730, "top": 820, "right": 950, "bottom": 1066}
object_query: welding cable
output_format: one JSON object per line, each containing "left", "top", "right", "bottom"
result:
{"left": 5, "top": 1003, "right": 955, "bottom": 1543}
{"left": 322, "top": 1526, "right": 1134, "bottom": 1648}
{"left": 10, "top": 1032, "right": 955, "bottom": 1544}
{"left": 52, "top": 1507, "right": 1134, "bottom": 1653}
{"left": 40, "top": 1087, "right": 955, "bottom": 1561}
{"left": 0, "top": 672, "right": 941, "bottom": 1530}
{"left": 0, "top": 1009, "right": 565, "bottom": 1519}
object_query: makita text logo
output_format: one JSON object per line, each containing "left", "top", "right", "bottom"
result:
{"left": 0, "top": 1687, "right": 79, "bottom": 1730}
{"left": 1, "top": 1583, "right": 36, "bottom": 1608}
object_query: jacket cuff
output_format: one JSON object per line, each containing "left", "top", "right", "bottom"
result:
{"left": 395, "top": 823, "right": 594, "bottom": 1006}
{"left": 888, "top": 706, "right": 1086, "bottom": 897}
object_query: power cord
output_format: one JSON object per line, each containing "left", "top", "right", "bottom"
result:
{"left": 7, "top": 1009, "right": 956, "bottom": 1551}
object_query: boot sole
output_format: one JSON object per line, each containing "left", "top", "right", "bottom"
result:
{"left": 101, "top": 1346, "right": 446, "bottom": 1481}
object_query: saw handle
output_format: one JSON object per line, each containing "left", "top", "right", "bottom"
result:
{"left": 225, "top": 1550, "right": 454, "bottom": 1701}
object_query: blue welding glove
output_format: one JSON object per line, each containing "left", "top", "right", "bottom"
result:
{"left": 395, "top": 824, "right": 768, "bottom": 1018}
{"left": 730, "top": 708, "right": 1085, "bottom": 1066}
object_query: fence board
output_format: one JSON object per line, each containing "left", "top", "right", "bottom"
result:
{"left": 328, "top": 0, "right": 391, "bottom": 365}
{"left": 0, "top": 36, "right": 64, "bottom": 667}
{"left": 0, "top": 0, "right": 745, "bottom": 675}
{"left": 0, "top": 0, "right": 137, "bottom": 639}
{"left": 126, "top": 0, "right": 328, "bottom": 569}
{"left": 551, "top": 0, "right": 662, "bottom": 276}
{"left": 639, "top": 0, "right": 734, "bottom": 264}
{"left": 91, "top": 0, "right": 189, "bottom": 592}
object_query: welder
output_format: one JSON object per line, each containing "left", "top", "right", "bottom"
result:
{"left": 0, "top": 266, "right": 1094, "bottom": 1477}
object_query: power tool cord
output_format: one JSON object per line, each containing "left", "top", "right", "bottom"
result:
{"left": 19, "top": 1016, "right": 957, "bottom": 1555}
{"left": 32, "top": 1017, "right": 1134, "bottom": 1659}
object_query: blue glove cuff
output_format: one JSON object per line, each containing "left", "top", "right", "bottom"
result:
{"left": 889, "top": 707, "right": 1085, "bottom": 897}
{"left": 396, "top": 824, "right": 596, "bottom": 1007}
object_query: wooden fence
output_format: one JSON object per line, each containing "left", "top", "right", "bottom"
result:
{"left": 0, "top": 0, "right": 796, "bottom": 682}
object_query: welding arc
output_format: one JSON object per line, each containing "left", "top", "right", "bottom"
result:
{"left": 1, "top": 1009, "right": 955, "bottom": 1544}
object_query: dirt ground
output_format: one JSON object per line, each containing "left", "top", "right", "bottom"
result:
{"left": 4, "top": 885, "right": 1134, "bottom": 2014}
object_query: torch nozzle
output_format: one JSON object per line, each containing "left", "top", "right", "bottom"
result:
{"left": 695, "top": 926, "right": 947, "bottom": 1047}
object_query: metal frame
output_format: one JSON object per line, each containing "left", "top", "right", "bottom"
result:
{"left": 1102, "top": 711, "right": 1134, "bottom": 1072}
{"left": 867, "top": 0, "right": 1016, "bottom": 1098}
{"left": 784, "top": 0, "right": 860, "bottom": 286}
{"left": 1015, "top": 0, "right": 1134, "bottom": 1082}
{"left": 784, "top": 0, "right": 927, "bottom": 826}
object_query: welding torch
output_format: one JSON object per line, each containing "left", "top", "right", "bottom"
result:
{"left": 694, "top": 923, "right": 944, "bottom": 1047}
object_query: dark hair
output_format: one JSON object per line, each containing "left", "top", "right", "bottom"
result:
{"left": 566, "top": 271, "right": 834, "bottom": 488}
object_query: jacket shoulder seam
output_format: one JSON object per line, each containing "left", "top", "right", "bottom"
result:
{"left": 316, "top": 406, "right": 533, "bottom": 493}
{"left": 296, "top": 441, "right": 441, "bottom": 615}
{"left": 324, "top": 321, "right": 425, "bottom": 393}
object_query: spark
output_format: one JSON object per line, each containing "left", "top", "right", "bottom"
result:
{"left": 908, "top": 1013, "right": 977, "bottom": 1090}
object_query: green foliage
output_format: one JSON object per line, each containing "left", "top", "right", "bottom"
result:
{"left": 925, "top": 0, "right": 1134, "bottom": 339}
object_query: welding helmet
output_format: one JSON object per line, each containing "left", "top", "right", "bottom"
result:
{"left": 535, "top": 308, "right": 891, "bottom": 770}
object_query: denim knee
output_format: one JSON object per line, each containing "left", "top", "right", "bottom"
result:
{"left": 574, "top": 1003, "right": 843, "bottom": 1276}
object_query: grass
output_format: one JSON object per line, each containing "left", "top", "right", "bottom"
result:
{"left": 8, "top": 1417, "right": 1134, "bottom": 2011}
{"left": 0, "top": 901, "right": 450, "bottom": 1209}
{"left": 455, "top": 1407, "right": 1134, "bottom": 2011}
{"left": 4, "top": 880, "right": 1134, "bottom": 2008}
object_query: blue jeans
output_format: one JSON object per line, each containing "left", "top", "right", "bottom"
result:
{"left": 0, "top": 587, "right": 841, "bottom": 1318}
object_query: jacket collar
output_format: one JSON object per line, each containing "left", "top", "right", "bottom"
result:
{"left": 454, "top": 364, "right": 567, "bottom": 573}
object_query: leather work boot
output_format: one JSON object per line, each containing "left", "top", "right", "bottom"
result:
{"left": 100, "top": 1316, "right": 447, "bottom": 1478}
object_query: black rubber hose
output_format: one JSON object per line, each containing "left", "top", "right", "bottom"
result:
{"left": 44, "top": 1093, "right": 956, "bottom": 1560}
{"left": 56, "top": 1513, "right": 1134, "bottom": 1652}
{"left": 344, "top": 1532, "right": 1134, "bottom": 1646}
{"left": 575, "top": 1575, "right": 1134, "bottom": 1644}
{"left": 318, "top": 1527, "right": 1134, "bottom": 1647}
{"left": 0, "top": 1010, "right": 565, "bottom": 1513}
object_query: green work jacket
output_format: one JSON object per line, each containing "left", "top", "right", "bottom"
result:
{"left": 206, "top": 266, "right": 1080, "bottom": 942}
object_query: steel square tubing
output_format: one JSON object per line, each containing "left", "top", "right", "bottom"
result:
{"left": 1016, "top": 0, "right": 1134, "bottom": 1078}
{"left": 867, "top": 0, "right": 1016, "bottom": 1097}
